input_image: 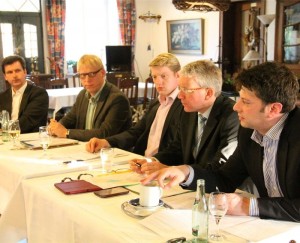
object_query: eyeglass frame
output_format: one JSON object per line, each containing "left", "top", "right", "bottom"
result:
{"left": 178, "top": 86, "right": 206, "bottom": 94}
{"left": 77, "top": 69, "right": 102, "bottom": 79}
{"left": 61, "top": 173, "right": 93, "bottom": 182}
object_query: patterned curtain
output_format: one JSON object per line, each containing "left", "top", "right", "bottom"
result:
{"left": 116, "top": 0, "right": 136, "bottom": 71}
{"left": 45, "top": 0, "right": 66, "bottom": 78}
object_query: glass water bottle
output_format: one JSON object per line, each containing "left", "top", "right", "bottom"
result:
{"left": 192, "top": 179, "right": 208, "bottom": 242}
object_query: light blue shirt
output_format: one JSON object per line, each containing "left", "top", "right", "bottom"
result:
{"left": 85, "top": 82, "right": 105, "bottom": 129}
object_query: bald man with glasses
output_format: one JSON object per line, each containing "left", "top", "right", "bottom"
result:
{"left": 132, "top": 60, "right": 240, "bottom": 175}
{"left": 49, "top": 54, "right": 132, "bottom": 141}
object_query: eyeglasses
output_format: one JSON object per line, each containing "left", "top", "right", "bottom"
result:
{"left": 178, "top": 86, "right": 205, "bottom": 94}
{"left": 77, "top": 69, "right": 101, "bottom": 79}
{"left": 96, "top": 168, "right": 132, "bottom": 176}
{"left": 61, "top": 173, "right": 93, "bottom": 182}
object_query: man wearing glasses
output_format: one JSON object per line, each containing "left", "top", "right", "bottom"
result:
{"left": 132, "top": 60, "right": 239, "bottom": 174}
{"left": 49, "top": 54, "right": 132, "bottom": 141}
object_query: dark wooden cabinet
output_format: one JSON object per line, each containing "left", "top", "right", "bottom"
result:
{"left": 220, "top": 1, "right": 265, "bottom": 76}
{"left": 275, "top": 0, "right": 300, "bottom": 77}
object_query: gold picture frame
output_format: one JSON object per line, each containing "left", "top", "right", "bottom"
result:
{"left": 167, "top": 18, "right": 204, "bottom": 55}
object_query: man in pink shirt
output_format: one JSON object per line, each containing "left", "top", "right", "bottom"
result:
{"left": 86, "top": 53, "right": 184, "bottom": 159}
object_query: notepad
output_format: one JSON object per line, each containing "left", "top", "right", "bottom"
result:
{"left": 20, "top": 137, "right": 79, "bottom": 150}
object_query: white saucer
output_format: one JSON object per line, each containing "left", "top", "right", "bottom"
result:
{"left": 122, "top": 198, "right": 165, "bottom": 218}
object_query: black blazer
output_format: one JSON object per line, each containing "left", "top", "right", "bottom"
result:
{"left": 154, "top": 95, "right": 239, "bottom": 169}
{"left": 190, "top": 107, "right": 300, "bottom": 222}
{"left": 107, "top": 97, "right": 183, "bottom": 156}
{"left": 0, "top": 83, "right": 49, "bottom": 133}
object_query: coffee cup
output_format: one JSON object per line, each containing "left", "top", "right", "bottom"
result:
{"left": 139, "top": 181, "right": 163, "bottom": 207}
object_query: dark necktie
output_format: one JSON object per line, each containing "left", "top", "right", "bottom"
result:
{"left": 193, "top": 114, "right": 206, "bottom": 159}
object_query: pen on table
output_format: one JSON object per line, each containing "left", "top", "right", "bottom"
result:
{"left": 134, "top": 162, "right": 141, "bottom": 167}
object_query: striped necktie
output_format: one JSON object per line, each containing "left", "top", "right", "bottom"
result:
{"left": 193, "top": 114, "right": 206, "bottom": 159}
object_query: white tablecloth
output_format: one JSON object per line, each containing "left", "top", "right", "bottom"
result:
{"left": 19, "top": 170, "right": 300, "bottom": 243}
{"left": 0, "top": 133, "right": 143, "bottom": 242}
{"left": 47, "top": 87, "right": 83, "bottom": 117}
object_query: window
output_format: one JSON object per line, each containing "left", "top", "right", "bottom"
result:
{"left": 65, "top": 0, "right": 121, "bottom": 67}
{"left": 0, "top": 23, "right": 13, "bottom": 57}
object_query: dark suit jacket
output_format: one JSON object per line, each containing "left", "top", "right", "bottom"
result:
{"left": 154, "top": 95, "right": 239, "bottom": 168}
{"left": 0, "top": 83, "right": 49, "bottom": 133}
{"left": 106, "top": 97, "right": 183, "bottom": 155}
{"left": 60, "top": 82, "right": 132, "bottom": 141}
{"left": 189, "top": 107, "right": 300, "bottom": 222}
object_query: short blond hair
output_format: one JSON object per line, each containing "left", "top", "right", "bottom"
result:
{"left": 77, "top": 54, "right": 104, "bottom": 71}
{"left": 149, "top": 53, "right": 181, "bottom": 73}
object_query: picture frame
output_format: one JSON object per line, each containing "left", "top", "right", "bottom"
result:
{"left": 167, "top": 18, "right": 204, "bottom": 55}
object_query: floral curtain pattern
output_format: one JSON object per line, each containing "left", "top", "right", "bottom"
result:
{"left": 116, "top": 0, "right": 136, "bottom": 72}
{"left": 45, "top": 0, "right": 65, "bottom": 78}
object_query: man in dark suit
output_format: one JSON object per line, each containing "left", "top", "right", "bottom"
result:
{"left": 142, "top": 62, "right": 300, "bottom": 222}
{"left": 134, "top": 60, "right": 239, "bottom": 174}
{"left": 0, "top": 55, "right": 49, "bottom": 133}
{"left": 49, "top": 54, "right": 132, "bottom": 142}
{"left": 86, "top": 53, "right": 183, "bottom": 157}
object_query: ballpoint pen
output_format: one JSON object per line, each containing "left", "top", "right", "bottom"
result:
{"left": 134, "top": 162, "right": 141, "bottom": 167}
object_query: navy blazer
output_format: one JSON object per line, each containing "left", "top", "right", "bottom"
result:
{"left": 107, "top": 97, "right": 183, "bottom": 156}
{"left": 0, "top": 83, "right": 49, "bottom": 133}
{"left": 60, "top": 82, "right": 132, "bottom": 141}
{"left": 154, "top": 95, "right": 239, "bottom": 169}
{"left": 190, "top": 107, "right": 300, "bottom": 222}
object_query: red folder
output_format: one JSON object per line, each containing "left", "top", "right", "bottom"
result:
{"left": 54, "top": 180, "right": 101, "bottom": 195}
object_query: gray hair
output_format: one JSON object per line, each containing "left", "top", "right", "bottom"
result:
{"left": 180, "top": 60, "right": 222, "bottom": 96}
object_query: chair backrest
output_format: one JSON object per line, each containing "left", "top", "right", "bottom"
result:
{"left": 72, "top": 74, "right": 82, "bottom": 87}
{"left": 118, "top": 77, "right": 139, "bottom": 108}
{"left": 106, "top": 72, "right": 132, "bottom": 87}
{"left": 143, "top": 76, "right": 157, "bottom": 109}
{"left": 48, "top": 78, "right": 69, "bottom": 89}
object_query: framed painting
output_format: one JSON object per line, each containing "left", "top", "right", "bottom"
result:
{"left": 167, "top": 18, "right": 204, "bottom": 55}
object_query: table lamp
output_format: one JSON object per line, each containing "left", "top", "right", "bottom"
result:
{"left": 257, "top": 14, "right": 275, "bottom": 62}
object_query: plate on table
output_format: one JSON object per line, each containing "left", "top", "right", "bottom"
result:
{"left": 121, "top": 198, "right": 165, "bottom": 219}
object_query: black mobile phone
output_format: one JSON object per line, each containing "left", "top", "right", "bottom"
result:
{"left": 94, "top": 186, "right": 129, "bottom": 198}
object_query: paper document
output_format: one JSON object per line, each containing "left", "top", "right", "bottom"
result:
{"left": 91, "top": 170, "right": 143, "bottom": 189}
{"left": 162, "top": 191, "right": 195, "bottom": 209}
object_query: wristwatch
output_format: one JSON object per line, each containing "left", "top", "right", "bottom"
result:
{"left": 66, "top": 129, "right": 70, "bottom": 138}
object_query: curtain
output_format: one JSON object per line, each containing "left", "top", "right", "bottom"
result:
{"left": 116, "top": 0, "right": 136, "bottom": 72}
{"left": 45, "top": 0, "right": 66, "bottom": 78}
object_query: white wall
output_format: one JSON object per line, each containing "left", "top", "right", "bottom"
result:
{"left": 134, "top": 0, "right": 220, "bottom": 81}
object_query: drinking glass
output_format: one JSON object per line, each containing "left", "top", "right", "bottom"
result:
{"left": 208, "top": 191, "right": 228, "bottom": 241}
{"left": 8, "top": 120, "right": 21, "bottom": 148}
{"left": 99, "top": 148, "right": 114, "bottom": 173}
{"left": 0, "top": 110, "right": 10, "bottom": 142}
{"left": 39, "top": 126, "right": 51, "bottom": 156}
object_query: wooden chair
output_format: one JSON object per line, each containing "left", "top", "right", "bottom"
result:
{"left": 48, "top": 78, "right": 69, "bottom": 89}
{"left": 72, "top": 74, "right": 82, "bottom": 87}
{"left": 118, "top": 77, "right": 139, "bottom": 108}
{"left": 143, "top": 76, "right": 158, "bottom": 109}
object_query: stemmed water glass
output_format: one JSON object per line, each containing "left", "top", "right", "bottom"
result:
{"left": 208, "top": 191, "right": 228, "bottom": 241}
{"left": 8, "top": 120, "right": 21, "bottom": 148}
{"left": 39, "top": 126, "right": 51, "bottom": 157}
